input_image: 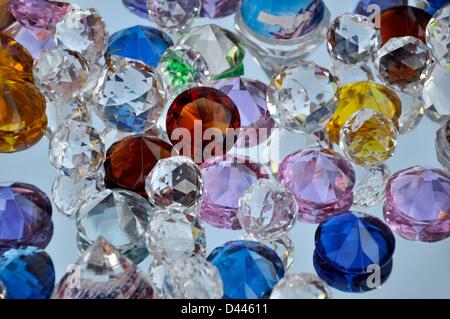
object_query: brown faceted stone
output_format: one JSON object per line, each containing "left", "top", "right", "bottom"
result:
{"left": 0, "top": 33, "right": 34, "bottom": 81}
{"left": 380, "top": 6, "right": 431, "bottom": 44}
{"left": 104, "top": 135, "right": 174, "bottom": 197}
{"left": 0, "top": 0, "right": 14, "bottom": 30}
{"left": 166, "top": 87, "right": 241, "bottom": 163}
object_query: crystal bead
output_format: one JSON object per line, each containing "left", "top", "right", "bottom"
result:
{"left": 423, "top": 63, "right": 450, "bottom": 122}
{"left": 353, "top": 164, "right": 391, "bottom": 209}
{"left": 270, "top": 273, "right": 331, "bottom": 299}
{"left": 426, "top": 4, "right": 450, "bottom": 67}
{"left": 45, "top": 99, "right": 90, "bottom": 138}
{"left": 0, "top": 182, "right": 53, "bottom": 252}
{"left": 178, "top": 24, "right": 245, "bottom": 80}
{"left": 201, "top": 0, "right": 238, "bottom": 18}
{"left": 33, "top": 47, "right": 89, "bottom": 104}
{"left": 327, "top": 13, "right": 381, "bottom": 65}
{"left": 145, "top": 208, "right": 205, "bottom": 263}
{"left": 156, "top": 45, "right": 210, "bottom": 96}
{"left": 237, "top": 179, "right": 297, "bottom": 241}
{"left": 145, "top": 156, "right": 203, "bottom": 208}
{"left": 76, "top": 189, "right": 155, "bottom": 264}
{"left": 53, "top": 237, "right": 154, "bottom": 299}
{"left": 267, "top": 61, "right": 338, "bottom": 134}
{"left": 49, "top": 120, "right": 105, "bottom": 179}
{"left": 55, "top": 7, "right": 109, "bottom": 64}
{"left": 161, "top": 255, "right": 223, "bottom": 299}
{"left": 147, "top": 0, "right": 201, "bottom": 32}
{"left": 94, "top": 56, "right": 166, "bottom": 133}
{"left": 8, "top": 0, "right": 69, "bottom": 30}
{"left": 340, "top": 109, "right": 398, "bottom": 167}
{"left": 52, "top": 175, "right": 104, "bottom": 219}
{"left": 436, "top": 120, "right": 450, "bottom": 171}
{"left": 0, "top": 247, "right": 55, "bottom": 299}
{"left": 0, "top": 33, "right": 34, "bottom": 81}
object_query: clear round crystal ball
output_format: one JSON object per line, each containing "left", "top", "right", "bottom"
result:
{"left": 270, "top": 273, "right": 332, "bottom": 299}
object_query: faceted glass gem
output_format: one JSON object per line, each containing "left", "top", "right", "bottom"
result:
{"left": 426, "top": 4, "right": 450, "bottom": 67}
{"left": 161, "top": 255, "right": 223, "bottom": 299}
{"left": 0, "top": 0, "right": 13, "bottom": 29}
{"left": 0, "top": 33, "right": 34, "bottom": 81}
{"left": 178, "top": 24, "right": 245, "bottom": 80}
{"left": 374, "top": 36, "right": 431, "bottom": 93}
{"left": 278, "top": 149, "right": 355, "bottom": 224}
{"left": 166, "top": 87, "right": 241, "bottom": 163}
{"left": 436, "top": 121, "right": 450, "bottom": 171}
{"left": 200, "top": 155, "right": 270, "bottom": 230}
{"left": 270, "top": 273, "right": 331, "bottom": 299}
{"left": 104, "top": 135, "right": 175, "bottom": 197}
{"left": 8, "top": 0, "right": 69, "bottom": 30}
{"left": 145, "top": 156, "right": 203, "bottom": 208}
{"left": 267, "top": 60, "right": 338, "bottom": 134}
{"left": 327, "top": 13, "right": 381, "bottom": 65}
{"left": 0, "top": 247, "right": 55, "bottom": 299}
{"left": 147, "top": 0, "right": 201, "bottom": 31}
{"left": 340, "top": 109, "right": 398, "bottom": 166}
{"left": 108, "top": 25, "right": 173, "bottom": 68}
{"left": 76, "top": 189, "right": 156, "bottom": 264}
{"left": 145, "top": 208, "right": 206, "bottom": 263}
{"left": 55, "top": 7, "right": 109, "bottom": 64}
{"left": 315, "top": 211, "right": 396, "bottom": 273}
{"left": 49, "top": 121, "right": 105, "bottom": 179}
{"left": 122, "top": 0, "right": 148, "bottom": 18}
{"left": 0, "top": 78, "right": 47, "bottom": 153}
{"left": 95, "top": 56, "right": 166, "bottom": 133}
{"left": 156, "top": 45, "right": 210, "bottom": 96}
{"left": 326, "top": 81, "right": 402, "bottom": 144}
{"left": 201, "top": 0, "right": 238, "bottom": 18}
{"left": 397, "top": 90, "right": 424, "bottom": 134}
{"left": 353, "top": 164, "right": 391, "bottom": 209}
{"left": 45, "top": 99, "right": 90, "bottom": 138}
{"left": 207, "top": 240, "right": 285, "bottom": 299}
{"left": 423, "top": 63, "right": 450, "bottom": 122}
{"left": 384, "top": 166, "right": 450, "bottom": 242}
{"left": 53, "top": 237, "right": 154, "bottom": 299}
{"left": 0, "top": 182, "right": 53, "bottom": 253}
{"left": 238, "top": 179, "right": 298, "bottom": 241}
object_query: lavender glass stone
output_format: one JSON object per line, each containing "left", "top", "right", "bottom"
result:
{"left": 200, "top": 155, "right": 270, "bottom": 229}
{"left": 122, "top": 0, "right": 148, "bottom": 18}
{"left": 0, "top": 182, "right": 53, "bottom": 252}
{"left": 201, "top": 0, "right": 238, "bottom": 18}
{"left": 278, "top": 149, "right": 356, "bottom": 224}
{"left": 8, "top": 0, "right": 69, "bottom": 30}
{"left": 384, "top": 166, "right": 450, "bottom": 242}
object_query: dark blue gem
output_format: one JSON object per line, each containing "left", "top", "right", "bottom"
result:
{"left": 207, "top": 240, "right": 285, "bottom": 299}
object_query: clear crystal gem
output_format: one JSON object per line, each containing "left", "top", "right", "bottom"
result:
{"left": 49, "top": 120, "right": 105, "bottom": 179}
{"left": 76, "top": 189, "right": 155, "bottom": 264}
{"left": 327, "top": 13, "right": 380, "bottom": 65}
{"left": 270, "top": 273, "right": 332, "bottom": 299}
{"left": 147, "top": 0, "right": 201, "bottom": 32}
{"left": 238, "top": 179, "right": 297, "bottom": 241}
{"left": 426, "top": 4, "right": 450, "bottom": 67}
{"left": 145, "top": 208, "right": 206, "bottom": 263}
{"left": 423, "top": 63, "right": 450, "bottom": 122}
{"left": 396, "top": 90, "right": 425, "bottom": 134}
{"left": 51, "top": 174, "right": 104, "bottom": 219}
{"left": 267, "top": 61, "right": 338, "bottom": 134}
{"left": 145, "top": 156, "right": 203, "bottom": 209}
{"left": 147, "top": 260, "right": 169, "bottom": 298}
{"left": 353, "top": 164, "right": 391, "bottom": 209}
{"left": 436, "top": 120, "right": 450, "bottom": 172}
{"left": 45, "top": 99, "right": 91, "bottom": 138}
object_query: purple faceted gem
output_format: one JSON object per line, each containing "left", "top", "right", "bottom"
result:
{"left": 384, "top": 167, "right": 450, "bottom": 242}
{"left": 122, "top": 0, "right": 149, "bottom": 18}
{"left": 278, "top": 149, "right": 355, "bottom": 224}
{"left": 201, "top": 0, "right": 238, "bottom": 18}
{"left": 0, "top": 182, "right": 53, "bottom": 252}
{"left": 200, "top": 155, "right": 270, "bottom": 230}
{"left": 8, "top": 0, "right": 70, "bottom": 30}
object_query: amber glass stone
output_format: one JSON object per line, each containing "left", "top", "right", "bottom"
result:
{"left": 0, "top": 33, "right": 34, "bottom": 81}
{"left": 166, "top": 87, "right": 241, "bottom": 163}
{"left": 104, "top": 135, "right": 174, "bottom": 197}
{"left": 380, "top": 6, "right": 431, "bottom": 44}
{"left": 0, "top": 77, "right": 47, "bottom": 152}
{"left": 0, "top": 0, "right": 13, "bottom": 29}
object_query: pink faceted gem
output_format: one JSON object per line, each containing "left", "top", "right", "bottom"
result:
{"left": 278, "top": 148, "right": 355, "bottom": 224}
{"left": 8, "top": 0, "right": 70, "bottom": 30}
{"left": 384, "top": 167, "right": 450, "bottom": 242}
{"left": 200, "top": 155, "right": 270, "bottom": 230}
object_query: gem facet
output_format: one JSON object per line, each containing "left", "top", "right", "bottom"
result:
{"left": 147, "top": 0, "right": 201, "bottom": 32}
{"left": 0, "top": 33, "right": 34, "bottom": 81}
{"left": 201, "top": 0, "right": 238, "bottom": 18}
{"left": 426, "top": 4, "right": 450, "bottom": 67}
{"left": 384, "top": 166, "right": 450, "bottom": 242}
{"left": 270, "top": 273, "right": 331, "bottom": 299}
{"left": 423, "top": 63, "right": 450, "bottom": 122}
{"left": 122, "top": 0, "right": 148, "bottom": 17}
{"left": 200, "top": 155, "right": 270, "bottom": 229}
{"left": 45, "top": 99, "right": 90, "bottom": 138}
{"left": 207, "top": 240, "right": 285, "bottom": 299}
{"left": 8, "top": 0, "right": 69, "bottom": 30}
{"left": 278, "top": 149, "right": 355, "bottom": 224}
{"left": 353, "top": 164, "right": 391, "bottom": 209}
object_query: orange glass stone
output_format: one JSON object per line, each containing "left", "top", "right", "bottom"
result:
{"left": 0, "top": 33, "right": 34, "bottom": 81}
{"left": 0, "top": 77, "right": 47, "bottom": 153}
{"left": 0, "top": 0, "right": 13, "bottom": 29}
{"left": 380, "top": 6, "right": 431, "bottom": 44}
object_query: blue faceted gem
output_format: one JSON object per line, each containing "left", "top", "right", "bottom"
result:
{"left": 0, "top": 247, "right": 55, "bottom": 299}
{"left": 315, "top": 211, "right": 395, "bottom": 274}
{"left": 207, "top": 241, "right": 285, "bottom": 299}
{"left": 107, "top": 25, "right": 173, "bottom": 68}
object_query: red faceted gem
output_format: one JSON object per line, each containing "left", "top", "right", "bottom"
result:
{"left": 104, "top": 135, "right": 174, "bottom": 197}
{"left": 166, "top": 87, "right": 241, "bottom": 163}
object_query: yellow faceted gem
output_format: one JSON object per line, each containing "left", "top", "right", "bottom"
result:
{"left": 0, "top": 33, "right": 34, "bottom": 81}
{"left": 340, "top": 109, "right": 398, "bottom": 166}
{"left": 0, "top": 77, "right": 47, "bottom": 153}
{"left": 326, "top": 81, "right": 402, "bottom": 143}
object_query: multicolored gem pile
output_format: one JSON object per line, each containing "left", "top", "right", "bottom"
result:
{"left": 0, "top": 0, "right": 449, "bottom": 300}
